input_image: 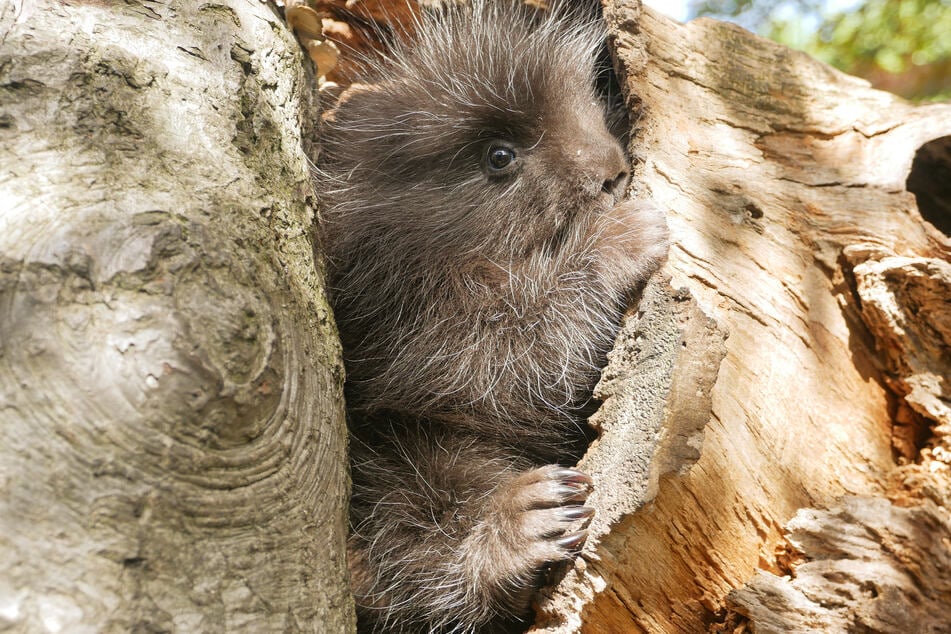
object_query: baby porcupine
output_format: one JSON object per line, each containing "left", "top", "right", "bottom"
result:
{"left": 316, "top": 1, "right": 668, "bottom": 631}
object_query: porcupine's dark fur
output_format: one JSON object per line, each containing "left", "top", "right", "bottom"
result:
{"left": 316, "top": 2, "right": 668, "bottom": 631}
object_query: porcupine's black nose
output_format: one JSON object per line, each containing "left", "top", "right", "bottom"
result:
{"left": 597, "top": 140, "right": 630, "bottom": 205}
{"left": 602, "top": 168, "right": 630, "bottom": 203}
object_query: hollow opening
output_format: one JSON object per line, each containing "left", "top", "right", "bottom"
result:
{"left": 906, "top": 135, "right": 951, "bottom": 236}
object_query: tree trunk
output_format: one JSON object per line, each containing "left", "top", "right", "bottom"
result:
{"left": 0, "top": 1, "right": 354, "bottom": 631}
{"left": 533, "top": 1, "right": 951, "bottom": 632}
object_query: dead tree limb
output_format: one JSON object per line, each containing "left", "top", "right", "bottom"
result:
{"left": 534, "top": 2, "right": 951, "bottom": 631}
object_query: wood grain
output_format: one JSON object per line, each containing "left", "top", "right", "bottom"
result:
{"left": 533, "top": 2, "right": 951, "bottom": 631}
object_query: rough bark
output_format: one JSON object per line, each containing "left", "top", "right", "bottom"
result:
{"left": 0, "top": 1, "right": 353, "bottom": 631}
{"left": 532, "top": 1, "right": 951, "bottom": 632}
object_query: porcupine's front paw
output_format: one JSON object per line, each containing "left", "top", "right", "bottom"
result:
{"left": 464, "top": 466, "right": 594, "bottom": 619}
{"left": 594, "top": 198, "right": 670, "bottom": 290}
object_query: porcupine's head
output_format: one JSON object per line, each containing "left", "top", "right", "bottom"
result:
{"left": 317, "top": 0, "right": 668, "bottom": 445}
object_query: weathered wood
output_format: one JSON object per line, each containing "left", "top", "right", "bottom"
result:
{"left": 727, "top": 496, "right": 951, "bottom": 633}
{"left": 0, "top": 1, "right": 353, "bottom": 631}
{"left": 533, "top": 1, "right": 951, "bottom": 631}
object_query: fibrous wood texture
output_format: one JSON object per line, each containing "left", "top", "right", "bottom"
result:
{"left": 0, "top": 1, "right": 353, "bottom": 631}
{"left": 727, "top": 496, "right": 951, "bottom": 633}
{"left": 533, "top": 1, "right": 951, "bottom": 632}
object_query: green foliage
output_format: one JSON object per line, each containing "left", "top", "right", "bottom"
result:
{"left": 689, "top": 0, "right": 951, "bottom": 101}
{"left": 690, "top": 0, "right": 821, "bottom": 31}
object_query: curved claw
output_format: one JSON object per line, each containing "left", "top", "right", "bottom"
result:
{"left": 559, "top": 506, "right": 595, "bottom": 521}
{"left": 552, "top": 468, "right": 593, "bottom": 487}
{"left": 555, "top": 530, "right": 589, "bottom": 552}
{"left": 554, "top": 484, "right": 591, "bottom": 502}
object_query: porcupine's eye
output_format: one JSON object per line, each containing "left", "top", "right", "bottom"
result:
{"left": 485, "top": 143, "right": 517, "bottom": 174}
